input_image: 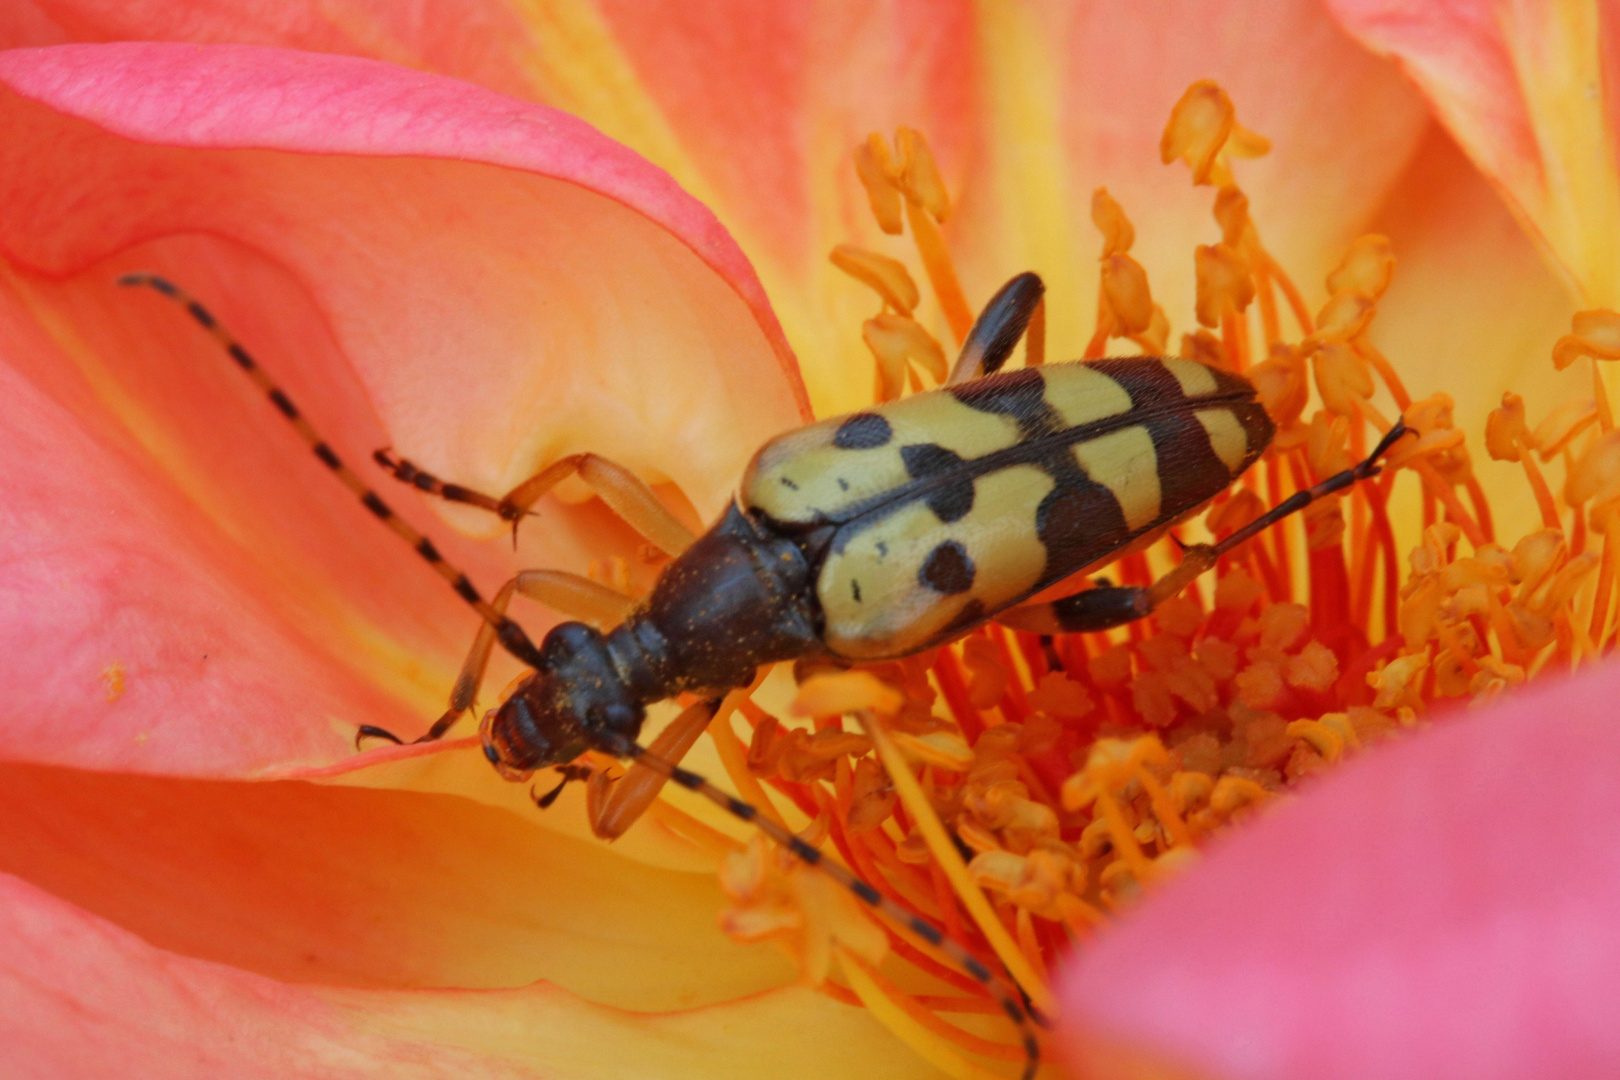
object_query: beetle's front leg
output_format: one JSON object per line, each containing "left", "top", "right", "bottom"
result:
{"left": 583, "top": 698, "right": 720, "bottom": 840}
{"left": 358, "top": 569, "right": 637, "bottom": 748}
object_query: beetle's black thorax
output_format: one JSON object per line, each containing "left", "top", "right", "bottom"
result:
{"left": 606, "top": 500, "right": 824, "bottom": 702}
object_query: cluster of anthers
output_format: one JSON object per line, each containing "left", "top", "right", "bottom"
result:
{"left": 572, "top": 81, "right": 1620, "bottom": 1074}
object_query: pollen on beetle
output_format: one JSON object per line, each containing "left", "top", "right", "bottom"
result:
{"left": 694, "top": 82, "right": 1619, "bottom": 1073}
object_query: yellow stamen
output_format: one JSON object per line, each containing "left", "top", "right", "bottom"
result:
{"left": 904, "top": 197, "right": 974, "bottom": 343}
{"left": 707, "top": 686, "right": 792, "bottom": 832}
{"left": 837, "top": 947, "right": 1018, "bottom": 1079}
{"left": 857, "top": 708, "right": 1056, "bottom": 1017}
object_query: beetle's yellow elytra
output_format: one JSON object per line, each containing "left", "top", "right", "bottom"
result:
{"left": 740, "top": 357, "right": 1273, "bottom": 659}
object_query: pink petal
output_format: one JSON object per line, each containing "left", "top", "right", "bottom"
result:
{"left": 0, "top": 42, "right": 806, "bottom": 775}
{"left": 0, "top": 862, "right": 934, "bottom": 1079}
{"left": 1059, "top": 662, "right": 1620, "bottom": 1080}
{"left": 10, "top": 5, "right": 1435, "bottom": 417}
{"left": 6, "top": 1, "right": 977, "bottom": 277}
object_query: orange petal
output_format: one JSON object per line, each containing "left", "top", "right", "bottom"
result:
{"left": 0, "top": 856, "right": 935, "bottom": 1078}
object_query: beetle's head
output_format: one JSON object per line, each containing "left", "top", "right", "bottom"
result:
{"left": 478, "top": 621, "right": 642, "bottom": 781}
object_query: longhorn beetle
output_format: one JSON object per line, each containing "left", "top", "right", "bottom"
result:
{"left": 123, "top": 269, "right": 1408, "bottom": 1080}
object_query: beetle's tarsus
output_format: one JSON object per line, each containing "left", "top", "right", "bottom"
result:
{"left": 356, "top": 724, "right": 406, "bottom": 749}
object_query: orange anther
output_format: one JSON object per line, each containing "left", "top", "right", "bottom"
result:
{"left": 1207, "top": 775, "right": 1271, "bottom": 815}
{"left": 853, "top": 138, "right": 904, "bottom": 234}
{"left": 1285, "top": 718, "right": 1344, "bottom": 762}
{"left": 1307, "top": 410, "right": 1353, "bottom": 477}
{"left": 1207, "top": 487, "right": 1263, "bottom": 537}
{"left": 1092, "top": 187, "right": 1136, "bottom": 255}
{"left": 1326, "top": 235, "right": 1396, "bottom": 300}
{"left": 896, "top": 127, "right": 951, "bottom": 223}
{"left": 862, "top": 314, "right": 946, "bottom": 399}
{"left": 1511, "top": 530, "right": 1567, "bottom": 596}
{"left": 1285, "top": 640, "right": 1339, "bottom": 691}
{"left": 1194, "top": 242, "right": 1255, "bottom": 327}
{"left": 1134, "top": 304, "right": 1171, "bottom": 353}
{"left": 1131, "top": 670, "right": 1177, "bottom": 726}
{"left": 1026, "top": 671, "right": 1095, "bottom": 719}
{"left": 1567, "top": 430, "right": 1620, "bottom": 506}
{"left": 1234, "top": 660, "right": 1286, "bottom": 709}
{"left": 1214, "top": 567, "right": 1266, "bottom": 612}
{"left": 1087, "top": 642, "right": 1133, "bottom": 688}
{"left": 1485, "top": 392, "right": 1533, "bottom": 461}
{"left": 1313, "top": 342, "right": 1375, "bottom": 417}
{"left": 1310, "top": 291, "right": 1377, "bottom": 347}
{"left": 1258, "top": 602, "right": 1310, "bottom": 652}
{"left": 1552, "top": 309, "right": 1620, "bottom": 369}
{"left": 1368, "top": 651, "right": 1430, "bottom": 710}
{"left": 1531, "top": 398, "right": 1599, "bottom": 461}
{"left": 1181, "top": 329, "right": 1226, "bottom": 367}
{"left": 1101, "top": 253, "right": 1155, "bottom": 335}
{"left": 1248, "top": 347, "right": 1309, "bottom": 426}
{"left": 1161, "top": 79, "right": 1236, "bottom": 185}
{"left": 830, "top": 244, "right": 919, "bottom": 313}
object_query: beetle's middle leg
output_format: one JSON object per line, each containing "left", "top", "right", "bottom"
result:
{"left": 998, "top": 418, "right": 1412, "bottom": 634}
{"left": 358, "top": 569, "right": 636, "bottom": 747}
{"left": 374, "top": 449, "right": 696, "bottom": 556}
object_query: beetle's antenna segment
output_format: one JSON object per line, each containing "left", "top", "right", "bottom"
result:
{"left": 1216, "top": 417, "right": 1410, "bottom": 560}
{"left": 617, "top": 737, "right": 1045, "bottom": 1080}
{"left": 118, "top": 273, "right": 545, "bottom": 671}
{"left": 1147, "top": 417, "right": 1410, "bottom": 608}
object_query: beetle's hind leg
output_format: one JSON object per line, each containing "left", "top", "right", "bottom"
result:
{"left": 947, "top": 272, "right": 1046, "bottom": 385}
{"left": 375, "top": 449, "right": 696, "bottom": 555}
{"left": 997, "top": 418, "right": 1413, "bottom": 634}
{"left": 357, "top": 569, "right": 636, "bottom": 748}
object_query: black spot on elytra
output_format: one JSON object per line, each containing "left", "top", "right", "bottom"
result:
{"left": 1034, "top": 478, "right": 1126, "bottom": 576}
{"left": 851, "top": 579, "right": 862, "bottom": 603}
{"left": 901, "top": 443, "right": 974, "bottom": 523}
{"left": 920, "top": 541, "right": 975, "bottom": 594}
{"left": 833, "top": 412, "right": 893, "bottom": 449}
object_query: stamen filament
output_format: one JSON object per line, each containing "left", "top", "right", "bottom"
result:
{"left": 838, "top": 947, "right": 1023, "bottom": 1077}
{"left": 707, "top": 688, "right": 792, "bottom": 831}
{"left": 904, "top": 198, "right": 974, "bottom": 344}
{"left": 1254, "top": 257, "right": 1282, "bottom": 346}
{"left": 856, "top": 710, "right": 1057, "bottom": 1016}
{"left": 1263, "top": 249, "right": 1314, "bottom": 334}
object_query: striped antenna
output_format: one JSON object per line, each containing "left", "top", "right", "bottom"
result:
{"left": 118, "top": 273, "right": 544, "bottom": 671}
{"left": 621, "top": 734, "right": 1046, "bottom": 1079}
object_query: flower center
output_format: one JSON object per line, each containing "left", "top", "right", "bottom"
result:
{"left": 667, "top": 79, "right": 1618, "bottom": 1074}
